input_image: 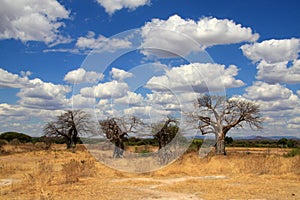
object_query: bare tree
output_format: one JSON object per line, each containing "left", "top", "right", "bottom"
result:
{"left": 189, "top": 95, "right": 263, "bottom": 155}
{"left": 44, "top": 110, "right": 92, "bottom": 149}
{"left": 99, "top": 116, "right": 144, "bottom": 158}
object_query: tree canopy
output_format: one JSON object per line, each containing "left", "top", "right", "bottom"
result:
{"left": 189, "top": 95, "right": 263, "bottom": 155}
{"left": 44, "top": 110, "right": 93, "bottom": 149}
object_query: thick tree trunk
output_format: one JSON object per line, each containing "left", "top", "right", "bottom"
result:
{"left": 216, "top": 134, "right": 226, "bottom": 155}
{"left": 113, "top": 140, "right": 124, "bottom": 158}
{"left": 66, "top": 139, "right": 72, "bottom": 149}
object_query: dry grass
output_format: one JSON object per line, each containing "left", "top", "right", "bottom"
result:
{"left": 0, "top": 144, "right": 299, "bottom": 199}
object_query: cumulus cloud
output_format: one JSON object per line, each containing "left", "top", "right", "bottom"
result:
{"left": 240, "top": 38, "right": 300, "bottom": 63}
{"left": 114, "top": 91, "right": 144, "bottom": 106}
{"left": 110, "top": 67, "right": 133, "bottom": 81}
{"left": 0, "top": 0, "right": 70, "bottom": 45}
{"left": 145, "top": 62, "right": 244, "bottom": 93}
{"left": 75, "top": 31, "right": 132, "bottom": 52}
{"left": 123, "top": 105, "right": 171, "bottom": 121}
{"left": 141, "top": 15, "right": 259, "bottom": 57}
{"left": 96, "top": 0, "right": 150, "bottom": 15}
{"left": 244, "top": 81, "right": 293, "bottom": 101}
{"left": 256, "top": 59, "right": 300, "bottom": 84}
{"left": 0, "top": 103, "right": 29, "bottom": 120}
{"left": 0, "top": 68, "right": 30, "bottom": 88}
{"left": 69, "top": 94, "right": 96, "bottom": 109}
{"left": 17, "top": 78, "right": 71, "bottom": 110}
{"left": 80, "top": 80, "right": 129, "bottom": 99}
{"left": 64, "top": 68, "right": 104, "bottom": 84}
{"left": 244, "top": 81, "right": 300, "bottom": 111}
{"left": 241, "top": 38, "right": 300, "bottom": 84}
{"left": 243, "top": 82, "right": 300, "bottom": 134}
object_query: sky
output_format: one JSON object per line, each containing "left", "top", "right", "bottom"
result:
{"left": 0, "top": 0, "right": 299, "bottom": 138}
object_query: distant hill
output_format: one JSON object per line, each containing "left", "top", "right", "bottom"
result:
{"left": 233, "top": 135, "right": 300, "bottom": 140}
{"left": 194, "top": 135, "right": 300, "bottom": 141}
{"left": 0, "top": 132, "right": 32, "bottom": 143}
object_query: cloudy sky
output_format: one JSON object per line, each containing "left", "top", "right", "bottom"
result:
{"left": 0, "top": 0, "right": 299, "bottom": 137}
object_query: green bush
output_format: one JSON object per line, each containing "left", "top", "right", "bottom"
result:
{"left": 284, "top": 148, "right": 300, "bottom": 157}
{"left": 0, "top": 132, "right": 32, "bottom": 143}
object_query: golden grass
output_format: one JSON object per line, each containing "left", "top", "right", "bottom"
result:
{"left": 0, "top": 144, "right": 299, "bottom": 199}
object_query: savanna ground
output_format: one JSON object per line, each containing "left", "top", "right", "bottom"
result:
{"left": 0, "top": 143, "right": 299, "bottom": 200}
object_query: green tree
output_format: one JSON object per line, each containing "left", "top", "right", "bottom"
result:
{"left": 277, "top": 138, "right": 288, "bottom": 148}
{"left": 225, "top": 136, "right": 233, "bottom": 145}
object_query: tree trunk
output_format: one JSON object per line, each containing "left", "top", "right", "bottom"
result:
{"left": 216, "top": 134, "right": 226, "bottom": 155}
{"left": 65, "top": 136, "right": 73, "bottom": 149}
{"left": 66, "top": 140, "right": 72, "bottom": 149}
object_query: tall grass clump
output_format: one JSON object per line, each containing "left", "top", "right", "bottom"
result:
{"left": 61, "top": 159, "right": 96, "bottom": 183}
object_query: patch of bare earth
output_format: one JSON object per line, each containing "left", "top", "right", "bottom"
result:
{"left": 0, "top": 145, "right": 299, "bottom": 199}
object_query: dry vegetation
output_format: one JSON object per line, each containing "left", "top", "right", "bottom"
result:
{"left": 0, "top": 144, "right": 299, "bottom": 200}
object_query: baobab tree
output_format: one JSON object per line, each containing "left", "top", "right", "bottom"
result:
{"left": 153, "top": 117, "right": 179, "bottom": 164}
{"left": 99, "top": 116, "right": 144, "bottom": 158}
{"left": 44, "top": 110, "right": 93, "bottom": 149}
{"left": 189, "top": 95, "right": 263, "bottom": 155}
{"left": 153, "top": 117, "right": 179, "bottom": 150}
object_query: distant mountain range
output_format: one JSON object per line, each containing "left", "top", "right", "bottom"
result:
{"left": 194, "top": 135, "right": 300, "bottom": 140}
{"left": 232, "top": 135, "right": 300, "bottom": 140}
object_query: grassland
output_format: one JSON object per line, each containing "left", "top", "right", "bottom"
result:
{"left": 0, "top": 144, "right": 299, "bottom": 200}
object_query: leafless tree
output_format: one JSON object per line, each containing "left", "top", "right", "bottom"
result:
{"left": 188, "top": 95, "right": 263, "bottom": 155}
{"left": 44, "top": 110, "right": 93, "bottom": 149}
{"left": 99, "top": 116, "right": 144, "bottom": 158}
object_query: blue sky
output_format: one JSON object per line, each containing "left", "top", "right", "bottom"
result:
{"left": 0, "top": 0, "right": 299, "bottom": 137}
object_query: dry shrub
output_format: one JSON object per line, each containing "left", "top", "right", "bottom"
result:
{"left": 25, "top": 160, "right": 54, "bottom": 186}
{"left": 61, "top": 158, "right": 96, "bottom": 184}
{"left": 160, "top": 152, "right": 300, "bottom": 176}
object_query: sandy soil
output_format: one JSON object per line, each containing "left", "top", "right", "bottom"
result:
{"left": 0, "top": 144, "right": 299, "bottom": 200}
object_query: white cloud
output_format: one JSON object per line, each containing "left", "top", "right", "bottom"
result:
{"left": 114, "top": 91, "right": 144, "bottom": 106}
{"left": 241, "top": 38, "right": 300, "bottom": 84}
{"left": 123, "top": 105, "right": 171, "bottom": 121}
{"left": 0, "top": 68, "right": 30, "bottom": 88}
{"left": 145, "top": 62, "right": 244, "bottom": 93}
{"left": 17, "top": 78, "right": 71, "bottom": 110}
{"left": 242, "top": 82, "right": 300, "bottom": 135}
{"left": 244, "top": 81, "right": 293, "bottom": 101}
{"left": 64, "top": 68, "right": 104, "bottom": 84}
{"left": 110, "top": 67, "right": 133, "bottom": 81}
{"left": 146, "top": 92, "right": 177, "bottom": 105}
{"left": 69, "top": 94, "right": 96, "bottom": 109}
{"left": 0, "top": 0, "right": 70, "bottom": 45}
{"left": 256, "top": 59, "right": 300, "bottom": 84}
{"left": 80, "top": 80, "right": 129, "bottom": 99}
{"left": 241, "top": 38, "right": 300, "bottom": 63}
{"left": 75, "top": 31, "right": 132, "bottom": 52}
{"left": 141, "top": 15, "right": 259, "bottom": 57}
{"left": 297, "top": 90, "right": 300, "bottom": 97}
{"left": 244, "top": 81, "right": 300, "bottom": 111}
{"left": 0, "top": 103, "right": 29, "bottom": 121}
{"left": 96, "top": 0, "right": 150, "bottom": 15}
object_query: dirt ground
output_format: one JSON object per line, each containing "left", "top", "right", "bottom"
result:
{"left": 0, "top": 144, "right": 299, "bottom": 200}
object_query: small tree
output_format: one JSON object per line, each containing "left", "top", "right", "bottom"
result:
{"left": 153, "top": 117, "right": 179, "bottom": 150}
{"left": 277, "top": 138, "right": 288, "bottom": 148}
{"left": 153, "top": 117, "right": 179, "bottom": 164}
{"left": 99, "top": 116, "right": 144, "bottom": 158}
{"left": 225, "top": 136, "right": 233, "bottom": 145}
{"left": 44, "top": 110, "right": 92, "bottom": 149}
{"left": 189, "top": 95, "right": 263, "bottom": 155}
